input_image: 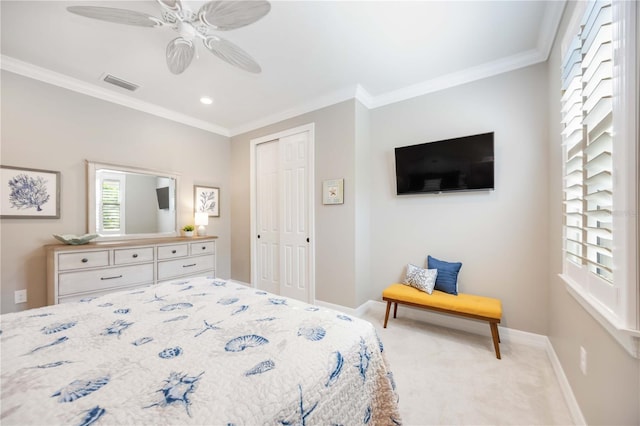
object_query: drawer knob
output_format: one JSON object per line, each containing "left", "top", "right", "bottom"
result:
{"left": 172, "top": 250, "right": 177, "bottom": 254}
{"left": 132, "top": 254, "right": 138, "bottom": 258}
{"left": 81, "top": 258, "right": 88, "bottom": 263}
{"left": 201, "top": 246, "right": 206, "bottom": 250}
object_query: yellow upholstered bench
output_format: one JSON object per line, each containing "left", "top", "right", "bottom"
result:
{"left": 382, "top": 283, "right": 503, "bottom": 359}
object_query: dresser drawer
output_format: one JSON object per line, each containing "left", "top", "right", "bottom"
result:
{"left": 58, "top": 263, "right": 154, "bottom": 296}
{"left": 157, "top": 244, "right": 188, "bottom": 259}
{"left": 114, "top": 247, "right": 154, "bottom": 265}
{"left": 157, "top": 255, "right": 215, "bottom": 281}
{"left": 58, "top": 250, "right": 109, "bottom": 271}
{"left": 190, "top": 241, "right": 215, "bottom": 256}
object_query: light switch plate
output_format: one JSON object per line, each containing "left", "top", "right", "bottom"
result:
{"left": 14, "top": 289, "right": 27, "bottom": 304}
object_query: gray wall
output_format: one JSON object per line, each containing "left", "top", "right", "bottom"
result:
{"left": 0, "top": 70, "right": 231, "bottom": 314}
{"left": 230, "top": 100, "right": 359, "bottom": 307}
{"left": 231, "top": 63, "right": 551, "bottom": 333}
{"left": 545, "top": 2, "right": 640, "bottom": 424}
{"left": 369, "top": 64, "right": 550, "bottom": 334}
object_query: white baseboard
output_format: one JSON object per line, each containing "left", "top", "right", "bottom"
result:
{"left": 545, "top": 338, "right": 587, "bottom": 425}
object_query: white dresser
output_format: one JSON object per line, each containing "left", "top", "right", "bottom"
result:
{"left": 46, "top": 236, "right": 216, "bottom": 304}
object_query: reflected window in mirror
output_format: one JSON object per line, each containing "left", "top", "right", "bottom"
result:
{"left": 97, "top": 170, "right": 125, "bottom": 235}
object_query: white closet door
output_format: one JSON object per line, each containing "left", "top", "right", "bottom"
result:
{"left": 255, "top": 140, "right": 280, "bottom": 294}
{"left": 279, "top": 132, "right": 309, "bottom": 302}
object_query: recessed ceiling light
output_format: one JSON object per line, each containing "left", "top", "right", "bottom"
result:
{"left": 200, "top": 96, "right": 213, "bottom": 105}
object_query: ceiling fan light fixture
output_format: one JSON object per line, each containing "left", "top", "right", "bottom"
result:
{"left": 176, "top": 20, "right": 197, "bottom": 40}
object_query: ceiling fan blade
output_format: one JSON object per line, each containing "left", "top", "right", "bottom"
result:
{"left": 203, "top": 36, "right": 261, "bottom": 73}
{"left": 156, "top": 0, "right": 182, "bottom": 12}
{"left": 67, "top": 6, "right": 163, "bottom": 28}
{"left": 198, "top": 1, "right": 270, "bottom": 31}
{"left": 166, "top": 38, "right": 195, "bottom": 74}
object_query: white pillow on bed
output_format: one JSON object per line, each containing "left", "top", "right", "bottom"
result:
{"left": 403, "top": 263, "right": 438, "bottom": 294}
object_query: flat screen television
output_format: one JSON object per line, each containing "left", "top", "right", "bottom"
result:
{"left": 395, "top": 132, "right": 494, "bottom": 195}
{"left": 156, "top": 186, "right": 170, "bottom": 209}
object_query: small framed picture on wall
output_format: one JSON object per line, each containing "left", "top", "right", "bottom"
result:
{"left": 0, "top": 165, "right": 61, "bottom": 218}
{"left": 322, "top": 179, "right": 344, "bottom": 205}
{"left": 194, "top": 185, "right": 220, "bottom": 217}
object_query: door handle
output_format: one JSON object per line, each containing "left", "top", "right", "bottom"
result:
{"left": 257, "top": 235, "right": 261, "bottom": 239}
{"left": 306, "top": 238, "right": 309, "bottom": 243}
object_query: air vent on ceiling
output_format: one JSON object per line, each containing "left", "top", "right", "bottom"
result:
{"left": 102, "top": 74, "right": 140, "bottom": 92}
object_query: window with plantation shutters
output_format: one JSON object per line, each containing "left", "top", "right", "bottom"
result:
{"left": 560, "top": 0, "right": 639, "bottom": 353}
{"left": 561, "top": 1, "right": 613, "bottom": 282}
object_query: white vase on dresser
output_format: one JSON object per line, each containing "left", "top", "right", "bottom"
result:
{"left": 46, "top": 236, "right": 216, "bottom": 304}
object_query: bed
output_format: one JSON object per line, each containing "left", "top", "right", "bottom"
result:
{"left": 0, "top": 276, "right": 401, "bottom": 425}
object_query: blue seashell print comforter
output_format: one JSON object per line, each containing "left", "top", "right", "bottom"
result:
{"left": 0, "top": 276, "right": 401, "bottom": 425}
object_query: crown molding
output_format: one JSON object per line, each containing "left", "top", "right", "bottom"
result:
{"left": 0, "top": 55, "right": 230, "bottom": 137}
{"left": 229, "top": 84, "right": 363, "bottom": 136}
{"left": 231, "top": 46, "right": 547, "bottom": 135}
{"left": 354, "top": 84, "right": 374, "bottom": 109}
{"left": 368, "top": 48, "right": 545, "bottom": 109}
{"left": 537, "top": 0, "right": 567, "bottom": 60}
{"left": 2, "top": 46, "right": 550, "bottom": 139}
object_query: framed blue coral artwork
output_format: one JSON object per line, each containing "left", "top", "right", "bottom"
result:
{"left": 1, "top": 165, "right": 60, "bottom": 218}
{"left": 193, "top": 185, "right": 219, "bottom": 217}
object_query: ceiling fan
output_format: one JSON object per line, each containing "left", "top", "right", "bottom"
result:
{"left": 67, "top": 0, "right": 270, "bottom": 75}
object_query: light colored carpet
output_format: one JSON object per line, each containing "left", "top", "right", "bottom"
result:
{"left": 358, "top": 303, "right": 574, "bottom": 426}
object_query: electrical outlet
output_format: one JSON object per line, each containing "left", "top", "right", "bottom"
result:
{"left": 14, "top": 289, "right": 27, "bottom": 304}
{"left": 580, "top": 346, "right": 587, "bottom": 375}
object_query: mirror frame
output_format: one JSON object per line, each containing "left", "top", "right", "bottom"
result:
{"left": 86, "top": 160, "right": 180, "bottom": 240}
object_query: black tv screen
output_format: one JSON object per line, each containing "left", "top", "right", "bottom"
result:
{"left": 395, "top": 132, "right": 494, "bottom": 195}
{"left": 156, "top": 186, "right": 170, "bottom": 209}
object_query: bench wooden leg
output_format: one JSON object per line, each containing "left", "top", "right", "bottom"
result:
{"left": 490, "top": 322, "right": 501, "bottom": 359}
{"left": 384, "top": 301, "right": 392, "bottom": 328}
{"left": 393, "top": 302, "right": 398, "bottom": 318}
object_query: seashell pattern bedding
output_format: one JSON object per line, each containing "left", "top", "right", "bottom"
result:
{"left": 0, "top": 276, "right": 401, "bottom": 425}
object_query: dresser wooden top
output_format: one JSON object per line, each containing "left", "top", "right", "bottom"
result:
{"left": 45, "top": 236, "right": 218, "bottom": 252}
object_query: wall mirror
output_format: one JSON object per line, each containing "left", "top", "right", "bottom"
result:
{"left": 87, "top": 160, "right": 179, "bottom": 240}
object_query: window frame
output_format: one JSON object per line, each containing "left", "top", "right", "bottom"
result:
{"left": 559, "top": 0, "right": 639, "bottom": 357}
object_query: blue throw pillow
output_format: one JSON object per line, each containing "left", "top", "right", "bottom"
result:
{"left": 427, "top": 255, "right": 462, "bottom": 295}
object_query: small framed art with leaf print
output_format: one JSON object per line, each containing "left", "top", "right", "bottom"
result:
{"left": 194, "top": 185, "right": 219, "bottom": 217}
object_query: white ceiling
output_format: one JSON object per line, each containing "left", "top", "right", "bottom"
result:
{"left": 0, "top": 1, "right": 565, "bottom": 137}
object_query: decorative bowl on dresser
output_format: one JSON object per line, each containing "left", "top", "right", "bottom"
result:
{"left": 46, "top": 236, "right": 216, "bottom": 304}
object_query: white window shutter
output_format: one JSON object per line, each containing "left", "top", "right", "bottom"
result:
{"left": 561, "top": 1, "right": 615, "bottom": 291}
